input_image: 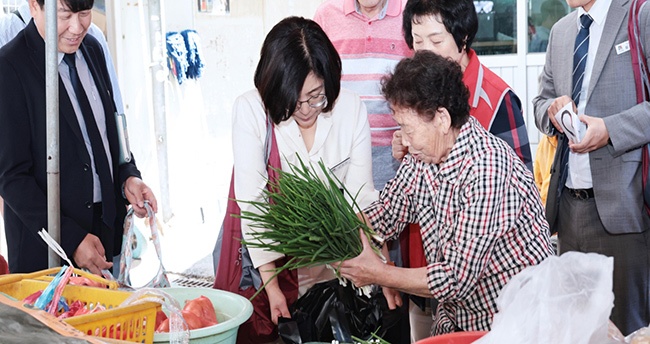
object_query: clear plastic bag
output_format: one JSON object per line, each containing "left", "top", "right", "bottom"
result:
{"left": 477, "top": 252, "right": 619, "bottom": 344}
{"left": 120, "top": 288, "right": 190, "bottom": 344}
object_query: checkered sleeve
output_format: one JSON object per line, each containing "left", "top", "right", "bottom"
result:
{"left": 363, "top": 157, "right": 420, "bottom": 242}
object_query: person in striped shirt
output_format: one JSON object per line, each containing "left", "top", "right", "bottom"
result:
{"left": 314, "top": 0, "right": 413, "bottom": 190}
{"left": 337, "top": 50, "right": 553, "bottom": 335}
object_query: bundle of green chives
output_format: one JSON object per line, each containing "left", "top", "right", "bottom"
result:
{"left": 238, "top": 157, "right": 380, "bottom": 297}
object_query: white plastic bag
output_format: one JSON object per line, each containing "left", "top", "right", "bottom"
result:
{"left": 476, "top": 252, "right": 617, "bottom": 344}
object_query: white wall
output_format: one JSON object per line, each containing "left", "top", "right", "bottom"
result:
{"left": 109, "top": 0, "right": 325, "bottom": 271}
{"left": 112, "top": 0, "right": 326, "bottom": 206}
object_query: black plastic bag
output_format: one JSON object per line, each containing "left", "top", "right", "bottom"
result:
{"left": 279, "top": 279, "right": 405, "bottom": 344}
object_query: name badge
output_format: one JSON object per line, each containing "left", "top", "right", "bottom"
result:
{"left": 616, "top": 41, "right": 630, "bottom": 55}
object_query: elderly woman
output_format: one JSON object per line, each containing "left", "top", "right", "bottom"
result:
{"left": 337, "top": 51, "right": 553, "bottom": 335}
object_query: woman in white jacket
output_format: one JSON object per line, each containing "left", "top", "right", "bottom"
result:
{"left": 231, "top": 16, "right": 378, "bottom": 342}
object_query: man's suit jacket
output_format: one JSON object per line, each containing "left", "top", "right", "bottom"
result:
{"left": 533, "top": 0, "right": 650, "bottom": 234}
{"left": 0, "top": 21, "right": 141, "bottom": 273}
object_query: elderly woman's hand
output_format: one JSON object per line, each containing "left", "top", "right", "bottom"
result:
{"left": 336, "top": 229, "right": 386, "bottom": 287}
{"left": 392, "top": 130, "right": 408, "bottom": 160}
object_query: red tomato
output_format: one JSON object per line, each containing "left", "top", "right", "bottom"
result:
{"left": 182, "top": 296, "right": 218, "bottom": 327}
{"left": 182, "top": 310, "right": 204, "bottom": 330}
{"left": 154, "top": 310, "right": 168, "bottom": 331}
{"left": 156, "top": 318, "right": 170, "bottom": 333}
{"left": 194, "top": 296, "right": 218, "bottom": 325}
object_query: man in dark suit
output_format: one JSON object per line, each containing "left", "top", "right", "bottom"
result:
{"left": 533, "top": 0, "right": 650, "bottom": 335}
{"left": 0, "top": 0, "right": 157, "bottom": 275}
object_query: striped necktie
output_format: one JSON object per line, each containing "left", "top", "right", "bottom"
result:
{"left": 572, "top": 14, "right": 594, "bottom": 105}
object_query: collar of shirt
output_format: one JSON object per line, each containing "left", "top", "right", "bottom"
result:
{"left": 57, "top": 51, "right": 66, "bottom": 65}
{"left": 17, "top": 2, "right": 30, "bottom": 23}
{"left": 345, "top": 0, "right": 398, "bottom": 19}
{"left": 462, "top": 49, "right": 484, "bottom": 110}
{"left": 576, "top": 0, "right": 611, "bottom": 28}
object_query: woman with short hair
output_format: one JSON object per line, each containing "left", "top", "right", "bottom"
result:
{"left": 337, "top": 51, "right": 553, "bottom": 335}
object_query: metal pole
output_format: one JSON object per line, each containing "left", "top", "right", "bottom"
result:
{"left": 46, "top": 0, "right": 61, "bottom": 268}
{"left": 148, "top": 0, "right": 173, "bottom": 222}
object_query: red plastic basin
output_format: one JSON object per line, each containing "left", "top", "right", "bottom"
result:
{"left": 414, "top": 331, "right": 488, "bottom": 344}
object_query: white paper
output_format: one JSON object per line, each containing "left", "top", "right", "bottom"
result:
{"left": 554, "top": 103, "right": 586, "bottom": 143}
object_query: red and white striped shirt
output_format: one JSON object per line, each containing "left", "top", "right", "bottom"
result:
{"left": 314, "top": 0, "right": 412, "bottom": 147}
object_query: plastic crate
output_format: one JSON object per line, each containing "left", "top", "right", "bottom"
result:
{"left": 0, "top": 267, "right": 160, "bottom": 343}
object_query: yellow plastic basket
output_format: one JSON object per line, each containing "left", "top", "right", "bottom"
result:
{"left": 0, "top": 267, "right": 160, "bottom": 343}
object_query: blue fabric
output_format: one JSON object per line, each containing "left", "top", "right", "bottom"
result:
{"left": 181, "top": 30, "right": 204, "bottom": 80}
{"left": 166, "top": 31, "right": 188, "bottom": 84}
{"left": 572, "top": 14, "right": 593, "bottom": 104}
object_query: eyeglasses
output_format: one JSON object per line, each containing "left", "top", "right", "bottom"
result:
{"left": 295, "top": 94, "right": 328, "bottom": 115}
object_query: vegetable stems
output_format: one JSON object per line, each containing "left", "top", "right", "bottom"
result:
{"left": 238, "top": 157, "right": 379, "bottom": 299}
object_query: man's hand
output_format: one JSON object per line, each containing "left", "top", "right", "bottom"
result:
{"left": 392, "top": 130, "right": 408, "bottom": 160}
{"left": 547, "top": 96, "right": 574, "bottom": 133}
{"left": 124, "top": 176, "right": 158, "bottom": 217}
{"left": 570, "top": 115, "right": 609, "bottom": 153}
{"left": 73, "top": 234, "right": 112, "bottom": 275}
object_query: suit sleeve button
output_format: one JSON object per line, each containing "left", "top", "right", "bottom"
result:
{"left": 85, "top": 202, "right": 92, "bottom": 209}
{"left": 83, "top": 164, "right": 90, "bottom": 172}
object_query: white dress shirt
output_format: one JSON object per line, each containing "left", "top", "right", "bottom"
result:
{"left": 566, "top": 0, "right": 611, "bottom": 189}
{"left": 59, "top": 51, "right": 113, "bottom": 202}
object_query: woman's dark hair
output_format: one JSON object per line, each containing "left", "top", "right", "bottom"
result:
{"left": 382, "top": 50, "right": 470, "bottom": 129}
{"left": 402, "top": 0, "right": 478, "bottom": 53}
{"left": 254, "top": 16, "right": 341, "bottom": 124}
{"left": 36, "top": 0, "right": 94, "bottom": 12}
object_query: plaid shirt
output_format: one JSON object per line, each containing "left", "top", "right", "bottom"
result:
{"left": 365, "top": 117, "right": 553, "bottom": 334}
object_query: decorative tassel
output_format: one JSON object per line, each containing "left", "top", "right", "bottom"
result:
{"left": 181, "top": 29, "right": 204, "bottom": 80}
{"left": 166, "top": 31, "right": 189, "bottom": 84}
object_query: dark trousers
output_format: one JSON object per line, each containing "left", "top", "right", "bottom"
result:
{"left": 557, "top": 190, "right": 650, "bottom": 335}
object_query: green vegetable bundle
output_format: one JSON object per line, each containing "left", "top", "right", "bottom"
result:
{"left": 237, "top": 157, "right": 380, "bottom": 295}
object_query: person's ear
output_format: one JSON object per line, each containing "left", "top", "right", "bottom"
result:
{"left": 436, "top": 108, "right": 453, "bottom": 133}
{"left": 28, "top": 0, "right": 41, "bottom": 17}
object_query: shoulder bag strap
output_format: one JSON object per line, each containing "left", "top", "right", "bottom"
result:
{"left": 629, "top": 0, "right": 650, "bottom": 103}
{"left": 628, "top": 0, "right": 650, "bottom": 216}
